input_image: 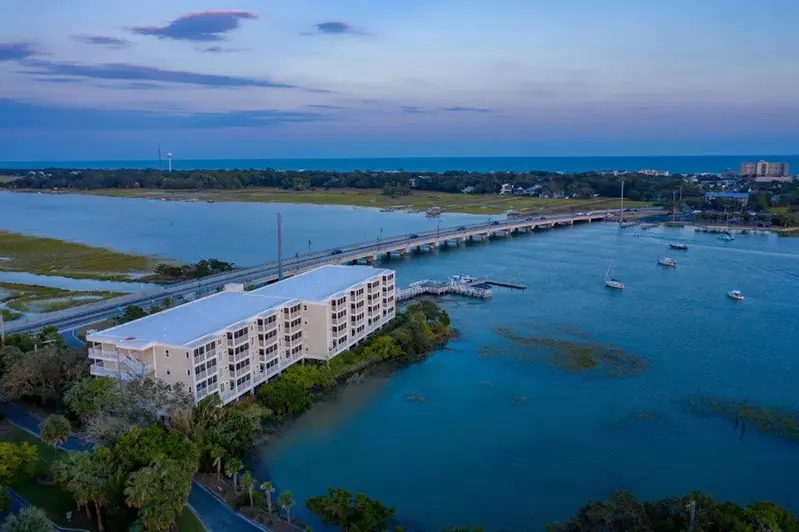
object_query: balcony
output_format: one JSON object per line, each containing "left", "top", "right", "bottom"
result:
{"left": 89, "top": 348, "right": 153, "bottom": 375}
{"left": 219, "top": 388, "right": 238, "bottom": 404}
{"left": 229, "top": 334, "right": 250, "bottom": 347}
{"left": 229, "top": 349, "right": 251, "bottom": 363}
{"left": 90, "top": 361, "right": 153, "bottom": 381}
{"left": 232, "top": 366, "right": 252, "bottom": 379}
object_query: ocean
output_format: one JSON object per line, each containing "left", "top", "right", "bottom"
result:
{"left": 2, "top": 155, "right": 799, "bottom": 174}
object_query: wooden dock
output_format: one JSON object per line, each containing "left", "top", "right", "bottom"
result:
{"left": 485, "top": 280, "right": 527, "bottom": 290}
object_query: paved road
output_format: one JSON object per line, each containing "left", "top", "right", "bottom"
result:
{"left": 0, "top": 401, "right": 265, "bottom": 532}
{"left": 5, "top": 208, "right": 663, "bottom": 335}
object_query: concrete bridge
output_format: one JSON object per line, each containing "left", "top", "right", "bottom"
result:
{"left": 5, "top": 209, "right": 650, "bottom": 335}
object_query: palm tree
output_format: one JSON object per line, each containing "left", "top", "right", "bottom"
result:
{"left": 224, "top": 457, "right": 243, "bottom": 492}
{"left": 0, "top": 506, "right": 52, "bottom": 532}
{"left": 278, "top": 491, "right": 295, "bottom": 524}
{"left": 260, "top": 481, "right": 275, "bottom": 514}
{"left": 40, "top": 415, "right": 71, "bottom": 457}
{"left": 240, "top": 470, "right": 256, "bottom": 508}
{"left": 210, "top": 446, "right": 224, "bottom": 482}
{"left": 52, "top": 450, "right": 109, "bottom": 532}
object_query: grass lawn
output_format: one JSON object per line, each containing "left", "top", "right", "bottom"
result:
{"left": 80, "top": 187, "right": 651, "bottom": 215}
{"left": 0, "top": 230, "right": 157, "bottom": 278}
{"left": 0, "top": 422, "right": 94, "bottom": 530}
{"left": 177, "top": 506, "right": 207, "bottom": 532}
{"left": 0, "top": 281, "right": 122, "bottom": 315}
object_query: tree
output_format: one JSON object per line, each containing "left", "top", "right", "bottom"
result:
{"left": 0, "top": 442, "right": 38, "bottom": 510}
{"left": 0, "top": 506, "right": 53, "bottom": 532}
{"left": 125, "top": 459, "right": 193, "bottom": 532}
{"left": 40, "top": 415, "right": 71, "bottom": 455}
{"left": 306, "top": 487, "right": 395, "bottom": 532}
{"left": 224, "top": 457, "right": 243, "bottom": 493}
{"left": 52, "top": 448, "right": 112, "bottom": 532}
{"left": 119, "top": 306, "right": 146, "bottom": 323}
{"left": 64, "top": 377, "right": 116, "bottom": 422}
{"left": 278, "top": 491, "right": 295, "bottom": 524}
{"left": 240, "top": 470, "right": 256, "bottom": 508}
{"left": 260, "top": 481, "right": 275, "bottom": 514}
{"left": 0, "top": 346, "right": 87, "bottom": 406}
{"left": 210, "top": 446, "right": 224, "bottom": 482}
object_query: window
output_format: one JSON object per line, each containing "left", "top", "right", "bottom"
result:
{"left": 304, "top": 305, "right": 307, "bottom": 311}
{"left": 187, "top": 369, "right": 191, "bottom": 376}
{"left": 165, "top": 350, "right": 169, "bottom": 358}
{"left": 166, "top": 367, "right": 171, "bottom": 376}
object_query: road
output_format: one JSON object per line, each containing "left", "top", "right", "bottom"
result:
{"left": 5, "top": 208, "right": 663, "bottom": 335}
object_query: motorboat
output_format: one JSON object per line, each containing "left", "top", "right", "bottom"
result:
{"left": 718, "top": 233, "right": 735, "bottom": 241}
{"left": 670, "top": 243, "right": 688, "bottom": 250}
{"left": 604, "top": 261, "right": 624, "bottom": 290}
{"left": 658, "top": 256, "right": 677, "bottom": 267}
{"left": 727, "top": 290, "right": 744, "bottom": 301}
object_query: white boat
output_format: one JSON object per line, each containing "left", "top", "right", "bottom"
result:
{"left": 718, "top": 233, "right": 735, "bottom": 241}
{"left": 727, "top": 290, "right": 744, "bottom": 301}
{"left": 604, "top": 261, "right": 624, "bottom": 290}
{"left": 658, "top": 256, "right": 677, "bottom": 267}
{"left": 670, "top": 243, "right": 688, "bottom": 250}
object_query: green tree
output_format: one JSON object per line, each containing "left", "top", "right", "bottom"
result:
{"left": 64, "top": 377, "right": 117, "bottom": 422}
{"left": 278, "top": 491, "right": 295, "bottom": 524}
{"left": 0, "top": 506, "right": 53, "bottom": 532}
{"left": 0, "top": 441, "right": 38, "bottom": 510}
{"left": 0, "top": 346, "right": 86, "bottom": 406}
{"left": 125, "top": 459, "right": 193, "bottom": 532}
{"left": 224, "top": 457, "right": 243, "bottom": 493}
{"left": 260, "top": 481, "right": 275, "bottom": 514}
{"left": 240, "top": 470, "right": 256, "bottom": 508}
{"left": 119, "top": 306, "right": 146, "bottom": 323}
{"left": 306, "top": 487, "right": 395, "bottom": 532}
{"left": 40, "top": 415, "right": 71, "bottom": 455}
{"left": 209, "top": 446, "right": 224, "bottom": 482}
{"left": 52, "top": 448, "right": 112, "bottom": 532}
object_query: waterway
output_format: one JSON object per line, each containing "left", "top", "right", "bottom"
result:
{"left": 0, "top": 271, "right": 156, "bottom": 293}
{"left": 1, "top": 193, "right": 798, "bottom": 530}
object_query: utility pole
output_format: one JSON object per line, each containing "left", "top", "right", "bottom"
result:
{"left": 672, "top": 191, "right": 677, "bottom": 222}
{"left": 686, "top": 500, "right": 696, "bottom": 532}
{"left": 277, "top": 213, "right": 283, "bottom": 281}
{"left": 619, "top": 180, "right": 625, "bottom": 226}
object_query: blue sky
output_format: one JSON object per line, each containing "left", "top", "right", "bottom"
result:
{"left": 1, "top": 0, "right": 798, "bottom": 160}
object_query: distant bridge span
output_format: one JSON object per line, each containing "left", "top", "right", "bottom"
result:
{"left": 5, "top": 209, "right": 661, "bottom": 334}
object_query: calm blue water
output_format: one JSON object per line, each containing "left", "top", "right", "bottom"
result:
{"left": 3, "top": 155, "right": 799, "bottom": 174}
{"left": 2, "top": 193, "right": 798, "bottom": 530}
{"left": 0, "top": 271, "right": 156, "bottom": 293}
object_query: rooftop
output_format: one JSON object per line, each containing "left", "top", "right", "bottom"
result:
{"left": 252, "top": 264, "right": 390, "bottom": 302}
{"left": 88, "top": 291, "right": 293, "bottom": 348}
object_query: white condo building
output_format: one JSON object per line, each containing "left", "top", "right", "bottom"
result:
{"left": 86, "top": 265, "right": 397, "bottom": 404}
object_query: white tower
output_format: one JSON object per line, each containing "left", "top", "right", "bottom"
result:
{"left": 167, "top": 152, "right": 173, "bottom": 172}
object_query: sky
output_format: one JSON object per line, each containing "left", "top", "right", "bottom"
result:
{"left": 1, "top": 0, "right": 798, "bottom": 161}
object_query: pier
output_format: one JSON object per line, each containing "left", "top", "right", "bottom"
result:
{"left": 397, "top": 279, "right": 492, "bottom": 302}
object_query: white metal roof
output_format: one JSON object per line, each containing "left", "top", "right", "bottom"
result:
{"left": 88, "top": 291, "right": 293, "bottom": 349}
{"left": 252, "top": 264, "right": 391, "bottom": 302}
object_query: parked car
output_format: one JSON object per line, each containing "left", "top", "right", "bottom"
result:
{"left": 410, "top": 233, "right": 420, "bottom": 238}
{"left": 331, "top": 249, "right": 343, "bottom": 255}
{"left": 491, "top": 221, "right": 500, "bottom": 226}
{"left": 457, "top": 225, "right": 466, "bottom": 230}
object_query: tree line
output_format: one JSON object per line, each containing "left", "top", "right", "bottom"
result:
{"left": 0, "top": 167, "right": 705, "bottom": 202}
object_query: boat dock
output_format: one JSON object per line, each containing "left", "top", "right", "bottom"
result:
{"left": 397, "top": 280, "right": 492, "bottom": 302}
{"left": 484, "top": 280, "right": 527, "bottom": 289}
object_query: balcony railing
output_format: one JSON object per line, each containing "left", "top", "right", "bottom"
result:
{"left": 89, "top": 348, "right": 153, "bottom": 375}
{"left": 229, "top": 349, "right": 251, "bottom": 363}
{"left": 90, "top": 361, "right": 152, "bottom": 381}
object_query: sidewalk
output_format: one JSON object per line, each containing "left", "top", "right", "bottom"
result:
{"left": 0, "top": 401, "right": 267, "bottom": 532}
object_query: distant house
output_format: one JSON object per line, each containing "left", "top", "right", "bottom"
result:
{"left": 408, "top": 178, "right": 417, "bottom": 188}
{"left": 461, "top": 186, "right": 475, "bottom": 194}
{"left": 704, "top": 191, "right": 749, "bottom": 205}
{"left": 499, "top": 183, "right": 513, "bottom": 195}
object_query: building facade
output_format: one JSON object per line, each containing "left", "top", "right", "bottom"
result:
{"left": 740, "top": 160, "right": 791, "bottom": 180}
{"left": 87, "top": 265, "right": 397, "bottom": 404}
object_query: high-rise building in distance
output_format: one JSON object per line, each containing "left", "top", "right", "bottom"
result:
{"left": 739, "top": 160, "right": 791, "bottom": 181}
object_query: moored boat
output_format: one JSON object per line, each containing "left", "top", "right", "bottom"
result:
{"left": 727, "top": 290, "right": 744, "bottom": 301}
{"left": 604, "top": 261, "right": 624, "bottom": 290}
{"left": 658, "top": 256, "right": 677, "bottom": 267}
{"left": 670, "top": 243, "right": 688, "bottom": 250}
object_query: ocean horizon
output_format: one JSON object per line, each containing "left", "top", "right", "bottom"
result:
{"left": 2, "top": 154, "right": 798, "bottom": 174}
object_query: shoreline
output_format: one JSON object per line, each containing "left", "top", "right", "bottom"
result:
{"left": 2, "top": 187, "right": 652, "bottom": 216}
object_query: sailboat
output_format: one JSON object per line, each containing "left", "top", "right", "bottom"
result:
{"left": 718, "top": 211, "right": 735, "bottom": 241}
{"left": 605, "top": 261, "right": 624, "bottom": 290}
